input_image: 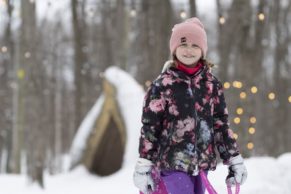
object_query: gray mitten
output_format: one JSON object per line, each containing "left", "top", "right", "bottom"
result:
{"left": 133, "top": 158, "right": 156, "bottom": 194}
{"left": 226, "top": 154, "right": 247, "bottom": 186}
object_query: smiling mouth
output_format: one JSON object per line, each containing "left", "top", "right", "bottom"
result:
{"left": 183, "top": 55, "right": 195, "bottom": 58}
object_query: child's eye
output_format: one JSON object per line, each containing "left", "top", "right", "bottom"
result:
{"left": 192, "top": 44, "right": 199, "bottom": 48}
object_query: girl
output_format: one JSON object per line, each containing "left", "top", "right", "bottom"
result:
{"left": 133, "top": 17, "right": 247, "bottom": 194}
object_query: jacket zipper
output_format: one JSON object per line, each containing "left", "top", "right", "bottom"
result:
{"left": 190, "top": 77, "right": 200, "bottom": 176}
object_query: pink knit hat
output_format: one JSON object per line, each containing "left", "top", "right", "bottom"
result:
{"left": 169, "top": 17, "right": 208, "bottom": 58}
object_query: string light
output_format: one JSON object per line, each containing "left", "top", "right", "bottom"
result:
{"left": 180, "top": 9, "right": 187, "bottom": 19}
{"left": 24, "top": 52, "right": 31, "bottom": 59}
{"left": 248, "top": 127, "right": 256, "bottom": 134}
{"left": 130, "top": 9, "right": 136, "bottom": 17}
{"left": 232, "top": 81, "right": 243, "bottom": 88}
{"left": 268, "top": 92, "right": 275, "bottom": 100}
{"left": 219, "top": 16, "right": 225, "bottom": 25}
{"left": 247, "top": 142, "right": 254, "bottom": 150}
{"left": 233, "top": 133, "right": 238, "bottom": 140}
{"left": 251, "top": 86, "right": 258, "bottom": 94}
{"left": 1, "top": 46, "right": 7, "bottom": 53}
{"left": 236, "top": 108, "right": 243, "bottom": 115}
{"left": 250, "top": 116, "right": 256, "bottom": 124}
{"left": 240, "top": 92, "right": 247, "bottom": 99}
{"left": 234, "top": 117, "right": 241, "bottom": 124}
{"left": 145, "top": 80, "right": 151, "bottom": 88}
{"left": 223, "top": 82, "right": 230, "bottom": 89}
{"left": 258, "top": 13, "right": 265, "bottom": 21}
{"left": 288, "top": 96, "right": 291, "bottom": 103}
{"left": 17, "top": 69, "right": 25, "bottom": 80}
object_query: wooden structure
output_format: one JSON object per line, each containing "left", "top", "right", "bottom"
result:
{"left": 81, "top": 78, "right": 126, "bottom": 176}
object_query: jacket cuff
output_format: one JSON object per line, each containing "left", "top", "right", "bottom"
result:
{"left": 227, "top": 154, "right": 244, "bottom": 166}
{"left": 137, "top": 158, "right": 153, "bottom": 167}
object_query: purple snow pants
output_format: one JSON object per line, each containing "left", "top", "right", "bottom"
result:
{"left": 140, "top": 171, "right": 207, "bottom": 194}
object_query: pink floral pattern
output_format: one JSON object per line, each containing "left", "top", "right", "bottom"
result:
{"left": 139, "top": 62, "right": 239, "bottom": 174}
{"left": 173, "top": 117, "right": 195, "bottom": 142}
{"left": 162, "top": 76, "right": 174, "bottom": 86}
{"left": 169, "top": 104, "right": 179, "bottom": 116}
{"left": 149, "top": 99, "right": 165, "bottom": 113}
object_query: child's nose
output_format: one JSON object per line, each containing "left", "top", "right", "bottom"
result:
{"left": 185, "top": 47, "right": 192, "bottom": 53}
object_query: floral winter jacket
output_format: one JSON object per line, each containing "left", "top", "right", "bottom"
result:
{"left": 139, "top": 61, "right": 239, "bottom": 175}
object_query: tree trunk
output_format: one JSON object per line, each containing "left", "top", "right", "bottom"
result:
{"left": 0, "top": 0, "right": 14, "bottom": 173}
{"left": 189, "top": 0, "right": 197, "bottom": 17}
{"left": 135, "top": 0, "right": 174, "bottom": 84}
{"left": 114, "top": 0, "right": 128, "bottom": 69}
{"left": 271, "top": 0, "right": 291, "bottom": 156}
{"left": 71, "top": 0, "right": 87, "bottom": 133}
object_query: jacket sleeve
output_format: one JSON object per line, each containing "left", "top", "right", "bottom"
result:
{"left": 139, "top": 82, "right": 166, "bottom": 161}
{"left": 213, "top": 81, "right": 240, "bottom": 163}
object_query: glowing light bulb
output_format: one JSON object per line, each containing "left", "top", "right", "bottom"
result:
{"left": 219, "top": 16, "right": 225, "bottom": 25}
{"left": 251, "top": 86, "right": 258, "bottom": 94}
{"left": 247, "top": 142, "right": 254, "bottom": 150}
{"left": 250, "top": 117, "right": 256, "bottom": 124}
{"left": 24, "top": 52, "right": 31, "bottom": 59}
{"left": 240, "top": 92, "right": 247, "bottom": 99}
{"left": 1, "top": 46, "right": 7, "bottom": 53}
{"left": 237, "top": 81, "right": 243, "bottom": 88}
{"left": 258, "top": 13, "right": 265, "bottom": 21}
{"left": 234, "top": 117, "right": 241, "bottom": 124}
{"left": 268, "top": 92, "right": 275, "bottom": 100}
{"left": 130, "top": 9, "right": 136, "bottom": 17}
{"left": 236, "top": 108, "right": 243, "bottom": 115}
{"left": 232, "top": 81, "right": 243, "bottom": 88}
{"left": 180, "top": 10, "right": 187, "bottom": 19}
{"left": 224, "top": 82, "right": 230, "bottom": 89}
{"left": 248, "top": 127, "right": 255, "bottom": 134}
{"left": 17, "top": 69, "right": 25, "bottom": 80}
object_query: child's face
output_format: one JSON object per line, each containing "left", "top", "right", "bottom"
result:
{"left": 175, "top": 43, "right": 202, "bottom": 66}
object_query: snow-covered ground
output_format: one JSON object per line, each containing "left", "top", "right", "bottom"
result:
{"left": 1, "top": 153, "right": 291, "bottom": 194}
{"left": 1, "top": 67, "right": 291, "bottom": 194}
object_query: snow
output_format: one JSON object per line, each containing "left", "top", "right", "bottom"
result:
{"left": 70, "top": 94, "right": 105, "bottom": 167}
{"left": 70, "top": 66, "right": 144, "bottom": 168}
{"left": 1, "top": 153, "right": 291, "bottom": 194}
{"left": 36, "top": 0, "right": 71, "bottom": 23}
{"left": 104, "top": 66, "right": 145, "bottom": 167}
{"left": 1, "top": 67, "right": 291, "bottom": 193}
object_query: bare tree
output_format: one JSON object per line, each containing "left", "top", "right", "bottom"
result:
{"left": 134, "top": 0, "right": 174, "bottom": 84}
{"left": 189, "top": 0, "right": 197, "bottom": 17}
{"left": 270, "top": 0, "right": 291, "bottom": 156}
{"left": 71, "top": 0, "right": 87, "bottom": 133}
{"left": 113, "top": 0, "right": 128, "bottom": 69}
{"left": 0, "top": 0, "right": 14, "bottom": 173}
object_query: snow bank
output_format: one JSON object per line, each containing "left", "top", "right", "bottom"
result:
{"left": 1, "top": 153, "right": 291, "bottom": 194}
{"left": 70, "top": 66, "right": 144, "bottom": 168}
{"left": 70, "top": 94, "right": 105, "bottom": 167}
{"left": 104, "top": 66, "right": 145, "bottom": 167}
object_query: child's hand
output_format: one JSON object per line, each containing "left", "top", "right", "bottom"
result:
{"left": 133, "top": 158, "right": 156, "bottom": 194}
{"left": 225, "top": 154, "right": 248, "bottom": 186}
